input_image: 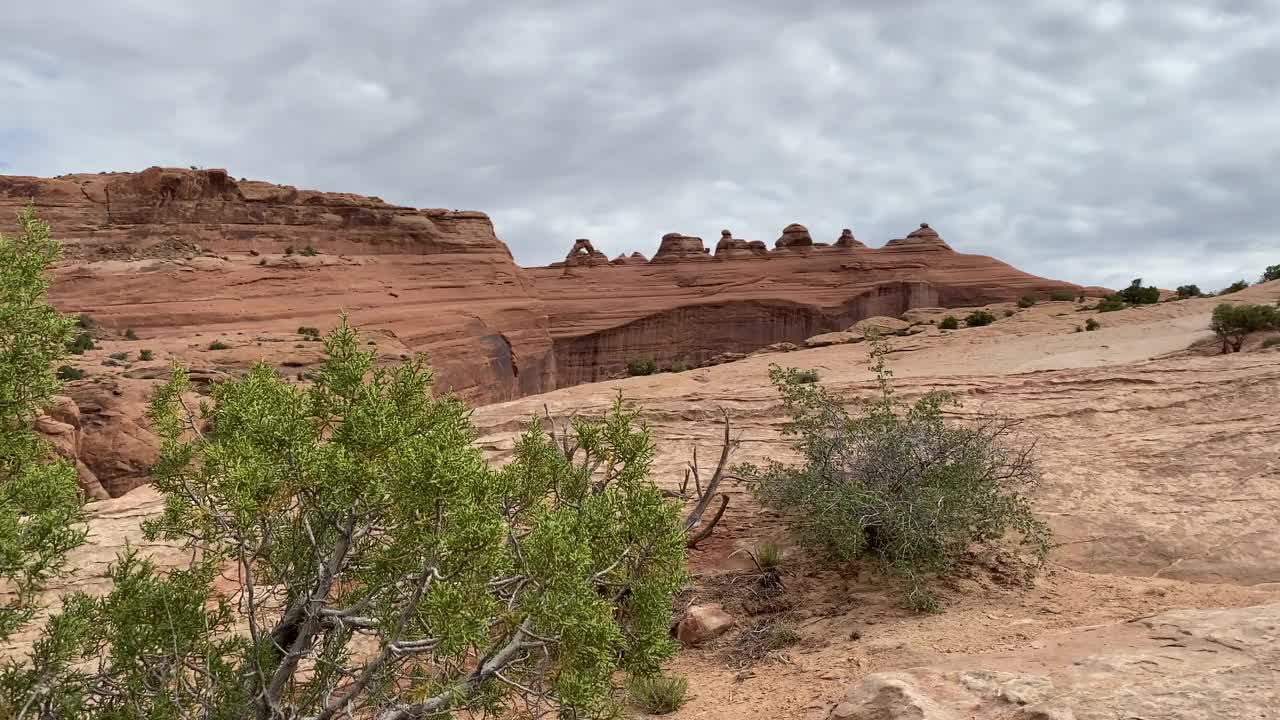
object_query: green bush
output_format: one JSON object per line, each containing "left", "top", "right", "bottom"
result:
{"left": 66, "top": 330, "right": 96, "bottom": 354}
{"left": 965, "top": 310, "right": 996, "bottom": 327}
{"left": 283, "top": 245, "right": 295, "bottom": 256}
{"left": 301, "top": 245, "right": 318, "bottom": 257}
{"left": 1097, "top": 294, "right": 1126, "bottom": 312}
{"left": 667, "top": 360, "right": 689, "bottom": 373}
{"left": 742, "top": 350, "right": 1050, "bottom": 610}
{"left": 109, "top": 351, "right": 130, "bottom": 361}
{"left": 2, "top": 320, "right": 687, "bottom": 717}
{"left": 1176, "top": 284, "right": 1202, "bottom": 299}
{"left": 938, "top": 315, "right": 959, "bottom": 330}
{"left": 0, "top": 207, "right": 88, "bottom": 644}
{"left": 297, "top": 326, "right": 322, "bottom": 341}
{"left": 139, "top": 349, "right": 154, "bottom": 361}
{"left": 628, "top": 675, "right": 689, "bottom": 715}
{"left": 1210, "top": 303, "right": 1280, "bottom": 352}
{"left": 753, "top": 541, "right": 784, "bottom": 571}
{"left": 1085, "top": 318, "right": 1100, "bottom": 331}
{"left": 124, "top": 328, "right": 139, "bottom": 340}
{"left": 1003, "top": 309, "right": 1015, "bottom": 317}
{"left": 1017, "top": 296, "right": 1036, "bottom": 308}
{"left": 1219, "top": 280, "right": 1249, "bottom": 295}
{"left": 1261, "top": 264, "right": 1279, "bottom": 283}
{"left": 1262, "top": 337, "right": 1280, "bottom": 349}
{"left": 792, "top": 369, "right": 820, "bottom": 384}
{"left": 76, "top": 313, "right": 95, "bottom": 329}
{"left": 627, "top": 357, "right": 658, "bottom": 376}
{"left": 55, "top": 365, "right": 86, "bottom": 381}
{"left": 207, "top": 340, "right": 230, "bottom": 351}
{"left": 1118, "top": 278, "right": 1159, "bottom": 305}
{"left": 1049, "top": 290, "right": 1075, "bottom": 301}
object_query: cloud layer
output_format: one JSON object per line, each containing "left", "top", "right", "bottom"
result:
{"left": 3, "top": 1, "right": 1277, "bottom": 290}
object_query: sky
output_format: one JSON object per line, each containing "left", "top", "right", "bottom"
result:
{"left": 2, "top": 1, "right": 1277, "bottom": 291}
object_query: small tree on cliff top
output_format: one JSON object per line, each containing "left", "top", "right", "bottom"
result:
{"left": 0, "top": 207, "right": 87, "bottom": 640}
{"left": 2, "top": 318, "right": 686, "bottom": 719}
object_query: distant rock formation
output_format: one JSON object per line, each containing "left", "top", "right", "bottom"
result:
{"left": 652, "top": 233, "right": 712, "bottom": 263}
{"left": 714, "top": 229, "right": 766, "bottom": 259}
{"left": 775, "top": 223, "right": 813, "bottom": 250}
{"left": 834, "top": 228, "right": 865, "bottom": 248}
{"left": 610, "top": 251, "right": 647, "bottom": 265}
{"left": 884, "top": 223, "right": 952, "bottom": 250}
{"left": 563, "top": 238, "right": 609, "bottom": 267}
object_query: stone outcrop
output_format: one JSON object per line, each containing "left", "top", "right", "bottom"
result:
{"left": 829, "top": 603, "right": 1280, "bottom": 720}
{"left": 834, "top": 228, "right": 865, "bottom": 248}
{"left": 562, "top": 238, "right": 609, "bottom": 267}
{"left": 652, "top": 233, "right": 713, "bottom": 263}
{"left": 7, "top": 167, "right": 1084, "bottom": 404}
{"left": 2, "top": 167, "right": 553, "bottom": 405}
{"left": 884, "top": 222, "right": 952, "bottom": 250}
{"left": 775, "top": 222, "right": 813, "bottom": 250}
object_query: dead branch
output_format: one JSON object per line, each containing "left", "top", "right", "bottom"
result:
{"left": 682, "top": 409, "right": 740, "bottom": 547}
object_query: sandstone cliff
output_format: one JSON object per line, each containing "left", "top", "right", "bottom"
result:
{"left": 1, "top": 167, "right": 554, "bottom": 404}
{"left": 6, "top": 167, "right": 1086, "bottom": 401}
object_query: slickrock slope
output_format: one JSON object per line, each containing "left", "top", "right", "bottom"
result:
{"left": 1, "top": 167, "right": 554, "bottom": 404}
{"left": 530, "top": 223, "right": 1085, "bottom": 386}
{"left": 6, "top": 282, "right": 1279, "bottom": 718}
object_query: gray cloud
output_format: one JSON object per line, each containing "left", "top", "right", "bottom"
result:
{"left": 3, "top": 0, "right": 1278, "bottom": 291}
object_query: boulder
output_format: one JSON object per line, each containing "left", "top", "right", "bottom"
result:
{"left": 851, "top": 316, "right": 911, "bottom": 335}
{"left": 805, "top": 331, "right": 865, "bottom": 348}
{"left": 674, "top": 604, "right": 736, "bottom": 645}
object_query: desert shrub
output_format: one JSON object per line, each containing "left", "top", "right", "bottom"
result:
{"left": 1003, "top": 309, "right": 1015, "bottom": 317}
{"left": 283, "top": 245, "right": 295, "bottom": 256}
{"left": 1219, "top": 280, "right": 1249, "bottom": 295}
{"left": 1118, "top": 278, "right": 1160, "bottom": 305}
{"left": 1074, "top": 326, "right": 1083, "bottom": 333}
{"left": 1261, "top": 265, "right": 1280, "bottom": 284}
{"left": 627, "top": 357, "right": 658, "bottom": 376}
{"left": 1085, "top": 318, "right": 1100, "bottom": 331}
{"left": 1210, "top": 303, "right": 1280, "bottom": 352}
{"left": 1049, "top": 290, "right": 1075, "bottom": 301}
{"left": 109, "top": 351, "right": 130, "bottom": 361}
{"left": 124, "top": 328, "right": 138, "bottom": 340}
{"left": 297, "top": 326, "right": 322, "bottom": 341}
{"left": 1263, "top": 337, "right": 1280, "bottom": 349}
{"left": 1097, "top": 294, "right": 1126, "bottom": 312}
{"left": 66, "top": 330, "right": 96, "bottom": 354}
{"left": 139, "top": 349, "right": 154, "bottom": 361}
{"left": 207, "top": 340, "right": 230, "bottom": 351}
{"left": 753, "top": 541, "right": 783, "bottom": 571}
{"left": 0, "top": 207, "right": 88, "bottom": 643}
{"left": 628, "top": 675, "right": 689, "bottom": 714}
{"left": 258, "top": 258, "right": 267, "bottom": 265}
{"left": 668, "top": 360, "right": 689, "bottom": 373}
{"left": 2, "top": 320, "right": 686, "bottom": 717}
{"left": 965, "top": 310, "right": 996, "bottom": 327}
{"left": 1017, "top": 296, "right": 1036, "bottom": 308}
{"left": 55, "top": 365, "right": 85, "bottom": 381}
{"left": 938, "top": 315, "right": 959, "bottom": 330}
{"left": 1176, "top": 284, "right": 1202, "bottom": 299}
{"left": 742, "top": 346, "right": 1050, "bottom": 610}
{"left": 102, "top": 358, "right": 124, "bottom": 367}
{"left": 792, "top": 369, "right": 820, "bottom": 384}
{"left": 728, "top": 615, "right": 800, "bottom": 665}
{"left": 301, "top": 245, "right": 318, "bottom": 257}
{"left": 76, "top": 313, "right": 95, "bottom": 329}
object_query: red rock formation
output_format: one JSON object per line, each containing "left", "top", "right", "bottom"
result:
{"left": 563, "top": 238, "right": 609, "bottom": 267}
{"left": 651, "top": 233, "right": 713, "bottom": 263}
{"left": 775, "top": 223, "right": 813, "bottom": 250}
{"left": 834, "top": 228, "right": 865, "bottom": 248}
{"left": 7, "top": 168, "right": 1084, "bottom": 405}
{"left": 2, "top": 167, "right": 553, "bottom": 404}
{"left": 884, "top": 222, "right": 952, "bottom": 250}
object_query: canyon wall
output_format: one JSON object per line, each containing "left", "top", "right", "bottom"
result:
{"left": 531, "top": 224, "right": 1083, "bottom": 384}
{"left": 5, "top": 168, "right": 1086, "bottom": 404}
{"left": 1, "top": 167, "right": 554, "bottom": 404}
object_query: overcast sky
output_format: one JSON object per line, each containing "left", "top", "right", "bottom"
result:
{"left": 2, "top": 1, "right": 1277, "bottom": 291}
